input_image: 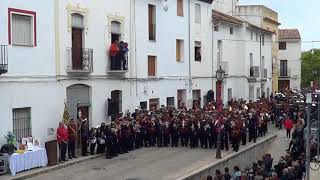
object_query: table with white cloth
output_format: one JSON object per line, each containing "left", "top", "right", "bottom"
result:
{"left": 9, "top": 147, "right": 48, "bottom": 176}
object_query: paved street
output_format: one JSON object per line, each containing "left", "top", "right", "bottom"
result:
{"left": 26, "top": 134, "right": 275, "bottom": 180}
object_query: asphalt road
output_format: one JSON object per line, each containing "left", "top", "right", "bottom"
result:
{"left": 26, "top": 135, "right": 274, "bottom": 180}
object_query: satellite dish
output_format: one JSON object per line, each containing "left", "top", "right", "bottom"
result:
{"left": 162, "top": 0, "right": 168, "bottom": 11}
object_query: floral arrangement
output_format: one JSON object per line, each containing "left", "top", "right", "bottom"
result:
{"left": 4, "top": 131, "right": 17, "bottom": 146}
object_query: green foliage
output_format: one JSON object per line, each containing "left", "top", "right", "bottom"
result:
{"left": 301, "top": 49, "right": 320, "bottom": 87}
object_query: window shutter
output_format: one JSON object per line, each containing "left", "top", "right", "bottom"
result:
{"left": 12, "top": 14, "right": 32, "bottom": 46}
{"left": 148, "top": 56, "right": 156, "bottom": 76}
{"left": 176, "top": 40, "right": 181, "bottom": 61}
{"left": 177, "top": 0, "right": 184, "bottom": 16}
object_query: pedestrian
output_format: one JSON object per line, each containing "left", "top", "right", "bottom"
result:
{"left": 214, "top": 169, "right": 224, "bottom": 180}
{"left": 233, "top": 166, "right": 242, "bottom": 180}
{"left": 284, "top": 116, "right": 293, "bottom": 139}
{"left": 224, "top": 167, "right": 232, "bottom": 180}
{"left": 80, "top": 120, "right": 89, "bottom": 156}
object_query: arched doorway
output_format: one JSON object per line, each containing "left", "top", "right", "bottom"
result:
{"left": 66, "top": 84, "right": 91, "bottom": 124}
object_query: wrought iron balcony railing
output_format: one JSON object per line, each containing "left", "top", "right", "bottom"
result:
{"left": 0, "top": 45, "right": 8, "bottom": 74}
{"left": 66, "top": 48, "right": 93, "bottom": 73}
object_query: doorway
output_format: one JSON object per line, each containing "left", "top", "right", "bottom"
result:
{"left": 71, "top": 13, "right": 84, "bottom": 70}
{"left": 177, "top": 89, "right": 187, "bottom": 108}
{"left": 108, "top": 90, "right": 122, "bottom": 116}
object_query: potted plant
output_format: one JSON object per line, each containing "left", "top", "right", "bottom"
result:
{"left": 1, "top": 132, "right": 17, "bottom": 155}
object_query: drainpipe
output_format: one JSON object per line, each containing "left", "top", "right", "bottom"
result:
{"left": 54, "top": 0, "right": 61, "bottom": 81}
{"left": 260, "top": 34, "right": 262, "bottom": 97}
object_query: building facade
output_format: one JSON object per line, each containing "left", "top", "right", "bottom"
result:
{"left": 278, "top": 29, "right": 301, "bottom": 91}
{"left": 0, "top": 0, "right": 278, "bottom": 146}
{"left": 235, "top": 5, "right": 281, "bottom": 93}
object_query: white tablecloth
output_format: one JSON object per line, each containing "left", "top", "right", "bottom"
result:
{"left": 9, "top": 147, "right": 48, "bottom": 176}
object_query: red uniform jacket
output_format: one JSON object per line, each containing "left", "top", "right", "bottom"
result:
{"left": 57, "top": 126, "right": 68, "bottom": 143}
{"left": 68, "top": 124, "right": 77, "bottom": 142}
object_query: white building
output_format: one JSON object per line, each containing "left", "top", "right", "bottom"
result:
{"left": 0, "top": 0, "right": 275, "bottom": 146}
{"left": 212, "top": 3, "right": 273, "bottom": 102}
{"left": 278, "top": 29, "right": 301, "bottom": 90}
{"left": 0, "top": 0, "right": 214, "bottom": 146}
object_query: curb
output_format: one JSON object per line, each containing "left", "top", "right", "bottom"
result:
{"left": 9, "top": 154, "right": 104, "bottom": 180}
{"left": 176, "top": 133, "right": 278, "bottom": 180}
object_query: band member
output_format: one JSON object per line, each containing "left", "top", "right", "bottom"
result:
{"left": 171, "top": 119, "right": 179, "bottom": 147}
{"left": 80, "top": 120, "right": 89, "bottom": 156}
{"left": 89, "top": 127, "right": 97, "bottom": 155}
{"left": 155, "top": 119, "right": 163, "bottom": 147}
{"left": 68, "top": 119, "right": 77, "bottom": 159}
{"left": 163, "top": 120, "right": 171, "bottom": 147}
{"left": 180, "top": 119, "right": 189, "bottom": 147}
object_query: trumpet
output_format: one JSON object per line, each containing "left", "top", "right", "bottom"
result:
{"left": 241, "top": 104, "right": 248, "bottom": 110}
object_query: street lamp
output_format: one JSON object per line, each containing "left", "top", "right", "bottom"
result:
{"left": 306, "top": 93, "right": 312, "bottom": 180}
{"left": 216, "top": 66, "right": 225, "bottom": 159}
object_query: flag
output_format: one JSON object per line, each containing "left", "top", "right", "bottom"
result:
{"left": 63, "top": 102, "right": 70, "bottom": 124}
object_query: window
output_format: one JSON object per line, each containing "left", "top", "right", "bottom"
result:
{"left": 111, "top": 21, "right": 121, "bottom": 43}
{"left": 9, "top": 8, "right": 36, "bottom": 46}
{"left": 177, "top": 0, "right": 184, "bottom": 17}
{"left": 230, "top": 27, "right": 234, "bottom": 35}
{"left": 279, "top": 42, "right": 286, "bottom": 50}
{"left": 250, "top": 53, "right": 253, "bottom": 66}
{"left": 148, "top": 56, "right": 156, "bottom": 76}
{"left": 228, "top": 88, "right": 233, "bottom": 101}
{"left": 257, "top": 88, "right": 261, "bottom": 99}
{"left": 149, "top": 98, "right": 160, "bottom": 110}
{"left": 195, "top": 4, "right": 201, "bottom": 23}
{"left": 195, "top": 41, "right": 201, "bottom": 62}
{"left": 214, "top": 25, "right": 219, "bottom": 32}
{"left": 13, "top": 107, "right": 32, "bottom": 142}
{"left": 167, "top": 97, "right": 175, "bottom": 107}
{"left": 262, "top": 34, "right": 265, "bottom": 46}
{"left": 256, "top": 33, "right": 259, "bottom": 42}
{"left": 140, "top": 101, "right": 147, "bottom": 110}
{"left": 148, "top": 4, "right": 156, "bottom": 41}
{"left": 251, "top": 31, "right": 253, "bottom": 40}
{"left": 176, "top": 39, "right": 184, "bottom": 62}
{"left": 280, "top": 60, "right": 288, "bottom": 77}
{"left": 72, "top": 13, "right": 84, "bottom": 28}
{"left": 261, "top": 56, "right": 265, "bottom": 69}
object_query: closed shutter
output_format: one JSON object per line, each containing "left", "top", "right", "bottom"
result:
{"left": 148, "top": 5, "right": 156, "bottom": 40}
{"left": 148, "top": 56, "right": 156, "bottom": 76}
{"left": 12, "top": 14, "right": 32, "bottom": 46}
{"left": 176, "top": 40, "right": 181, "bottom": 61}
{"left": 177, "top": 0, "right": 184, "bottom": 16}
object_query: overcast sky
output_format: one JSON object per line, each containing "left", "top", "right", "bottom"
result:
{"left": 240, "top": 0, "right": 320, "bottom": 51}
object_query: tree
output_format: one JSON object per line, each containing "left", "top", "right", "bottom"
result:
{"left": 301, "top": 49, "right": 320, "bottom": 88}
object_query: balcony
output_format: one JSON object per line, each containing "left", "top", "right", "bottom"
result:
{"left": 107, "top": 43, "right": 129, "bottom": 75}
{"left": 262, "top": 68, "right": 268, "bottom": 80}
{"left": 248, "top": 66, "right": 260, "bottom": 82}
{"left": 0, "top": 45, "right": 8, "bottom": 74}
{"left": 66, "top": 48, "right": 93, "bottom": 74}
{"left": 279, "top": 69, "right": 291, "bottom": 79}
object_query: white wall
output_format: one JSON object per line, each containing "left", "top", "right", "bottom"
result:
{"left": 0, "top": 1, "right": 55, "bottom": 76}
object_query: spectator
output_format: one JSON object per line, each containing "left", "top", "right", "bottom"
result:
{"left": 214, "top": 169, "right": 224, "bottom": 180}
{"left": 207, "top": 175, "right": 213, "bottom": 180}
{"left": 233, "top": 166, "right": 242, "bottom": 180}
{"left": 284, "top": 116, "right": 293, "bottom": 139}
{"left": 224, "top": 167, "right": 232, "bottom": 180}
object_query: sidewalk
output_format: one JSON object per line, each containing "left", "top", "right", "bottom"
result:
{"left": 0, "top": 154, "right": 103, "bottom": 180}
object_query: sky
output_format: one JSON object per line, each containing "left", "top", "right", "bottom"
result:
{"left": 240, "top": 0, "right": 320, "bottom": 51}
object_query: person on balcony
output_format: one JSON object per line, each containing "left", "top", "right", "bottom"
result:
{"left": 110, "top": 40, "right": 119, "bottom": 70}
{"left": 118, "top": 41, "right": 129, "bottom": 70}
